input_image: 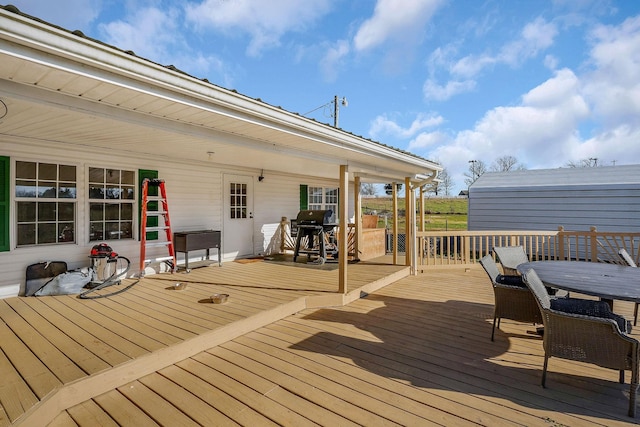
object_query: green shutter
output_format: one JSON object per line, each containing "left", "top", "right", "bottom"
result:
{"left": 299, "top": 184, "right": 308, "bottom": 210}
{"left": 138, "top": 169, "right": 159, "bottom": 240}
{"left": 0, "top": 156, "right": 9, "bottom": 251}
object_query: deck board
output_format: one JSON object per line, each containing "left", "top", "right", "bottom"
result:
{"left": 92, "top": 390, "right": 160, "bottom": 426}
{"left": 0, "top": 349, "right": 38, "bottom": 423}
{"left": 176, "top": 357, "right": 318, "bottom": 427}
{"left": 116, "top": 380, "right": 199, "bottom": 426}
{"left": 65, "top": 401, "right": 118, "bottom": 426}
{"left": 159, "top": 364, "right": 279, "bottom": 426}
{"left": 192, "top": 350, "right": 368, "bottom": 427}
{"left": 138, "top": 372, "right": 240, "bottom": 426}
{"left": 0, "top": 300, "right": 84, "bottom": 384}
{"left": 4, "top": 298, "right": 112, "bottom": 374}
{"left": 0, "top": 305, "right": 62, "bottom": 398}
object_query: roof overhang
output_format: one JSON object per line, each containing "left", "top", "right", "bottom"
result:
{"left": 0, "top": 7, "right": 441, "bottom": 184}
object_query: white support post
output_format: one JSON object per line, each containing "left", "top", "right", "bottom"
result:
{"left": 338, "top": 165, "right": 349, "bottom": 293}
{"left": 354, "top": 176, "right": 362, "bottom": 262}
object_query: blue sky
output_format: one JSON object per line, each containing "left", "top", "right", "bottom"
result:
{"left": 9, "top": 0, "right": 640, "bottom": 194}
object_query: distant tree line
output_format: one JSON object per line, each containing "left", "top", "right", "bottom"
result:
{"left": 366, "top": 155, "right": 601, "bottom": 197}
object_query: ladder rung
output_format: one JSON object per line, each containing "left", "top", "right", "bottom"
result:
{"left": 145, "top": 241, "right": 173, "bottom": 248}
{"left": 146, "top": 211, "right": 168, "bottom": 216}
{"left": 145, "top": 226, "right": 170, "bottom": 232}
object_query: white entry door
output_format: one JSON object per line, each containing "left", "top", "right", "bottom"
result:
{"left": 223, "top": 174, "right": 254, "bottom": 259}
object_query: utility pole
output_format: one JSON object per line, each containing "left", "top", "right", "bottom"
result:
{"left": 468, "top": 160, "right": 478, "bottom": 181}
{"left": 304, "top": 96, "right": 348, "bottom": 128}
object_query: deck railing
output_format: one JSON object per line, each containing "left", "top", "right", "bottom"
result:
{"left": 274, "top": 218, "right": 640, "bottom": 270}
{"left": 417, "top": 226, "right": 640, "bottom": 270}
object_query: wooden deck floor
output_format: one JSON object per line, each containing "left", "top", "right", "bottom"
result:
{"left": 3, "top": 259, "right": 640, "bottom": 426}
{"left": 0, "top": 257, "right": 408, "bottom": 426}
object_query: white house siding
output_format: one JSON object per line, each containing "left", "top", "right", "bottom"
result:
{"left": 468, "top": 165, "right": 640, "bottom": 233}
{"left": 0, "top": 137, "right": 362, "bottom": 296}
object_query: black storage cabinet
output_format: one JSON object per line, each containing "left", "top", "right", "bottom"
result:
{"left": 174, "top": 230, "right": 222, "bottom": 271}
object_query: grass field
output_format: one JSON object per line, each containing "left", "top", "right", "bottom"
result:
{"left": 360, "top": 197, "right": 468, "bottom": 231}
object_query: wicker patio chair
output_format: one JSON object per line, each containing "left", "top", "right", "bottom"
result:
{"left": 522, "top": 268, "right": 639, "bottom": 417}
{"left": 493, "top": 245, "right": 529, "bottom": 276}
{"left": 479, "top": 255, "right": 542, "bottom": 341}
{"left": 494, "top": 246, "right": 557, "bottom": 295}
{"left": 619, "top": 248, "right": 639, "bottom": 325}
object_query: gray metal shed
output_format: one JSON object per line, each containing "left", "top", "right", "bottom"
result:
{"left": 468, "top": 165, "right": 640, "bottom": 232}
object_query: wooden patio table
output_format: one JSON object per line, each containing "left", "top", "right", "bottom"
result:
{"left": 518, "top": 260, "right": 640, "bottom": 309}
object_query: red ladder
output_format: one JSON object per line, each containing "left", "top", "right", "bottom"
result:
{"left": 140, "top": 178, "right": 176, "bottom": 276}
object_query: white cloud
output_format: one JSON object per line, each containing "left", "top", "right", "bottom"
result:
{"left": 422, "top": 68, "right": 589, "bottom": 186}
{"left": 423, "top": 78, "right": 476, "bottom": 101}
{"left": 468, "top": 71, "right": 588, "bottom": 162}
{"left": 451, "top": 17, "right": 558, "bottom": 79}
{"left": 424, "top": 16, "right": 559, "bottom": 104}
{"left": 369, "top": 113, "right": 444, "bottom": 139}
{"left": 450, "top": 54, "right": 496, "bottom": 79}
{"left": 185, "top": 0, "right": 333, "bottom": 56}
{"left": 320, "top": 40, "right": 351, "bottom": 82}
{"left": 353, "top": 0, "right": 443, "bottom": 52}
{"left": 522, "top": 68, "right": 585, "bottom": 109}
{"left": 408, "top": 130, "right": 451, "bottom": 150}
{"left": 99, "top": 7, "right": 181, "bottom": 62}
{"left": 500, "top": 17, "right": 558, "bottom": 66}
{"left": 578, "top": 125, "right": 640, "bottom": 166}
{"left": 544, "top": 54, "right": 559, "bottom": 70}
{"left": 98, "top": 6, "right": 236, "bottom": 85}
{"left": 582, "top": 15, "right": 640, "bottom": 128}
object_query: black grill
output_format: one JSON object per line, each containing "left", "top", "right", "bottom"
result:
{"left": 293, "top": 210, "right": 337, "bottom": 264}
{"left": 296, "top": 209, "right": 334, "bottom": 226}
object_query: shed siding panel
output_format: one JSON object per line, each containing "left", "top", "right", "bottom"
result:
{"left": 469, "top": 166, "right": 640, "bottom": 233}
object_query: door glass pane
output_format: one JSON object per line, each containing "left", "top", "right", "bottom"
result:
{"left": 229, "top": 182, "right": 247, "bottom": 219}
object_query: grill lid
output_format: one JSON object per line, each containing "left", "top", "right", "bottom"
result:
{"left": 296, "top": 210, "right": 334, "bottom": 225}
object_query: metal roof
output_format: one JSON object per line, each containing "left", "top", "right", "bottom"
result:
{"left": 471, "top": 164, "right": 640, "bottom": 191}
{"left": 0, "top": 5, "right": 441, "bottom": 184}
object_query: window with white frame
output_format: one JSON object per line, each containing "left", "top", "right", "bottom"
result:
{"left": 308, "top": 186, "right": 338, "bottom": 221}
{"left": 88, "top": 167, "right": 135, "bottom": 241}
{"left": 15, "top": 161, "right": 77, "bottom": 246}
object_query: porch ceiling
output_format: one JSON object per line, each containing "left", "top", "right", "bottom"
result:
{"left": 0, "top": 8, "right": 441, "bottom": 183}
